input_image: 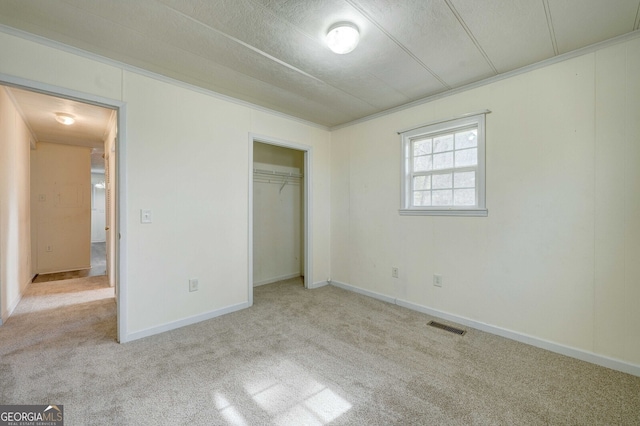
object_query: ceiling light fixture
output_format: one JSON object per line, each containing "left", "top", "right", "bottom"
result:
{"left": 55, "top": 112, "right": 75, "bottom": 125}
{"left": 326, "top": 22, "right": 360, "bottom": 54}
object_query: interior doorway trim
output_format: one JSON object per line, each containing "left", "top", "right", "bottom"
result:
{"left": 0, "top": 72, "right": 127, "bottom": 343}
{"left": 248, "top": 133, "right": 313, "bottom": 306}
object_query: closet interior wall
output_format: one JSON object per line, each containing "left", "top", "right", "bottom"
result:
{"left": 252, "top": 142, "right": 304, "bottom": 286}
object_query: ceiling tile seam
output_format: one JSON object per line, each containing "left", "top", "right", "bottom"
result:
{"left": 0, "top": 25, "right": 329, "bottom": 130}
{"left": 54, "top": 0, "right": 378, "bottom": 113}
{"left": 542, "top": 0, "right": 559, "bottom": 55}
{"left": 344, "top": 0, "right": 451, "bottom": 90}
{"left": 330, "top": 30, "right": 640, "bottom": 131}
{"left": 443, "top": 0, "right": 497, "bottom": 75}
{"left": 18, "top": 1, "right": 370, "bottom": 123}
{"left": 162, "top": 6, "right": 323, "bottom": 83}
{"left": 162, "top": 3, "right": 384, "bottom": 113}
{"left": 242, "top": 0, "right": 412, "bottom": 110}
{"left": 634, "top": 2, "right": 640, "bottom": 30}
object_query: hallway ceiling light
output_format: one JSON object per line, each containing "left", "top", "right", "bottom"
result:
{"left": 326, "top": 23, "right": 360, "bottom": 54}
{"left": 55, "top": 112, "right": 75, "bottom": 125}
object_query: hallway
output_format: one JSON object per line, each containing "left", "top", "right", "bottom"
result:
{"left": 33, "top": 242, "right": 107, "bottom": 283}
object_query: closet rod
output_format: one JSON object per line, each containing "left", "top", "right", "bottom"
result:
{"left": 253, "top": 168, "right": 303, "bottom": 179}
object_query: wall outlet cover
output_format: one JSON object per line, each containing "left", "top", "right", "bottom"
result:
{"left": 433, "top": 274, "right": 443, "bottom": 287}
{"left": 140, "top": 209, "right": 152, "bottom": 224}
{"left": 189, "top": 278, "right": 199, "bottom": 292}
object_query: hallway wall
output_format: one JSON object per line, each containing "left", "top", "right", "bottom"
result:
{"left": 31, "top": 142, "right": 91, "bottom": 274}
{"left": 91, "top": 173, "right": 106, "bottom": 243}
{"left": 0, "top": 87, "right": 32, "bottom": 323}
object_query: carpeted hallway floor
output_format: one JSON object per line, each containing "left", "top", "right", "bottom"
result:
{"left": 1, "top": 276, "right": 639, "bottom": 425}
{"left": 32, "top": 242, "right": 107, "bottom": 283}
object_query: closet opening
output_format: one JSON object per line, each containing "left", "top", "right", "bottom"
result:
{"left": 248, "top": 136, "right": 312, "bottom": 306}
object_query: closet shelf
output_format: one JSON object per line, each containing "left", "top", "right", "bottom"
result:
{"left": 253, "top": 168, "right": 303, "bottom": 179}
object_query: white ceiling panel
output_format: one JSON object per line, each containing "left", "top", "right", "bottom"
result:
{"left": 1, "top": 0, "right": 638, "bottom": 127}
{"left": 352, "top": 0, "right": 497, "bottom": 87}
{"left": 157, "top": 0, "right": 416, "bottom": 107}
{"left": 548, "top": 0, "right": 640, "bottom": 53}
{"left": 450, "top": 0, "right": 555, "bottom": 73}
{"left": 252, "top": 0, "right": 446, "bottom": 101}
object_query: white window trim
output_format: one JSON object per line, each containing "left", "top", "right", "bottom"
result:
{"left": 399, "top": 112, "right": 488, "bottom": 217}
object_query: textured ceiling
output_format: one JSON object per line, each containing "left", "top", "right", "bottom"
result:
{"left": 1, "top": 0, "right": 639, "bottom": 128}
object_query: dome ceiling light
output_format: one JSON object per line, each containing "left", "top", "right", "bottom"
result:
{"left": 326, "top": 23, "right": 360, "bottom": 54}
{"left": 55, "top": 112, "right": 75, "bottom": 125}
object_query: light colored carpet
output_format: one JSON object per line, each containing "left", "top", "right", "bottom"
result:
{"left": 1, "top": 276, "right": 639, "bottom": 425}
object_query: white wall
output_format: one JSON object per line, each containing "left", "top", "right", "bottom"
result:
{"left": 0, "top": 30, "right": 332, "bottom": 339}
{"left": 31, "top": 142, "right": 91, "bottom": 274}
{"left": 0, "top": 86, "right": 32, "bottom": 323}
{"left": 91, "top": 172, "right": 106, "bottom": 243}
{"left": 104, "top": 122, "right": 117, "bottom": 288}
{"left": 331, "top": 38, "right": 640, "bottom": 367}
{"left": 253, "top": 143, "right": 304, "bottom": 285}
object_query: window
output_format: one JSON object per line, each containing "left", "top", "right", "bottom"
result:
{"left": 400, "top": 113, "right": 487, "bottom": 216}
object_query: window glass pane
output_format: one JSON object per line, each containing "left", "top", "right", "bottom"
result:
{"left": 455, "top": 129, "right": 477, "bottom": 150}
{"left": 454, "top": 171, "right": 475, "bottom": 188}
{"left": 432, "top": 189, "right": 453, "bottom": 206}
{"left": 454, "top": 148, "right": 477, "bottom": 168}
{"left": 432, "top": 173, "right": 452, "bottom": 189}
{"left": 433, "top": 134, "right": 454, "bottom": 153}
{"left": 413, "top": 138, "right": 432, "bottom": 156}
{"left": 413, "top": 191, "right": 431, "bottom": 206}
{"left": 413, "top": 155, "right": 432, "bottom": 171}
{"left": 413, "top": 175, "right": 431, "bottom": 190}
{"left": 454, "top": 189, "right": 476, "bottom": 206}
{"left": 433, "top": 152, "right": 453, "bottom": 170}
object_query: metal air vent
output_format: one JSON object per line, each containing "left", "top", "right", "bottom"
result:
{"left": 428, "top": 321, "right": 466, "bottom": 336}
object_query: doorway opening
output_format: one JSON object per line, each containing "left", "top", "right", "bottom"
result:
{"left": 0, "top": 78, "right": 124, "bottom": 341}
{"left": 248, "top": 135, "right": 313, "bottom": 306}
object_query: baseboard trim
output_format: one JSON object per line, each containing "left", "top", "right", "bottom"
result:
{"left": 121, "top": 301, "right": 249, "bottom": 343}
{"left": 308, "top": 280, "right": 330, "bottom": 289}
{"left": 36, "top": 266, "right": 91, "bottom": 275}
{"left": 253, "top": 273, "right": 301, "bottom": 287}
{"left": 1, "top": 277, "right": 31, "bottom": 325}
{"left": 330, "top": 280, "right": 396, "bottom": 304}
{"left": 331, "top": 281, "right": 640, "bottom": 377}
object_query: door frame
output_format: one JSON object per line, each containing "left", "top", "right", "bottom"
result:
{"left": 248, "top": 133, "right": 313, "bottom": 306}
{"left": 0, "top": 73, "right": 128, "bottom": 343}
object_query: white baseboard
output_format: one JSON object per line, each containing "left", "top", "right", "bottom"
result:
{"left": 36, "top": 266, "right": 91, "bottom": 275}
{"left": 1, "top": 277, "right": 31, "bottom": 325}
{"left": 121, "top": 301, "right": 249, "bottom": 343}
{"left": 330, "top": 280, "right": 396, "bottom": 304}
{"left": 308, "top": 280, "right": 330, "bottom": 289}
{"left": 331, "top": 280, "right": 640, "bottom": 378}
{"left": 253, "top": 273, "right": 301, "bottom": 287}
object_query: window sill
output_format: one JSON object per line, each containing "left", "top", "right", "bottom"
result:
{"left": 399, "top": 208, "right": 488, "bottom": 217}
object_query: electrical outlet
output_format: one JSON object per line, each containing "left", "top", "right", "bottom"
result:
{"left": 392, "top": 267, "right": 399, "bottom": 278}
{"left": 140, "top": 209, "right": 152, "bottom": 224}
{"left": 433, "top": 274, "right": 443, "bottom": 287}
{"left": 189, "top": 278, "right": 199, "bottom": 292}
